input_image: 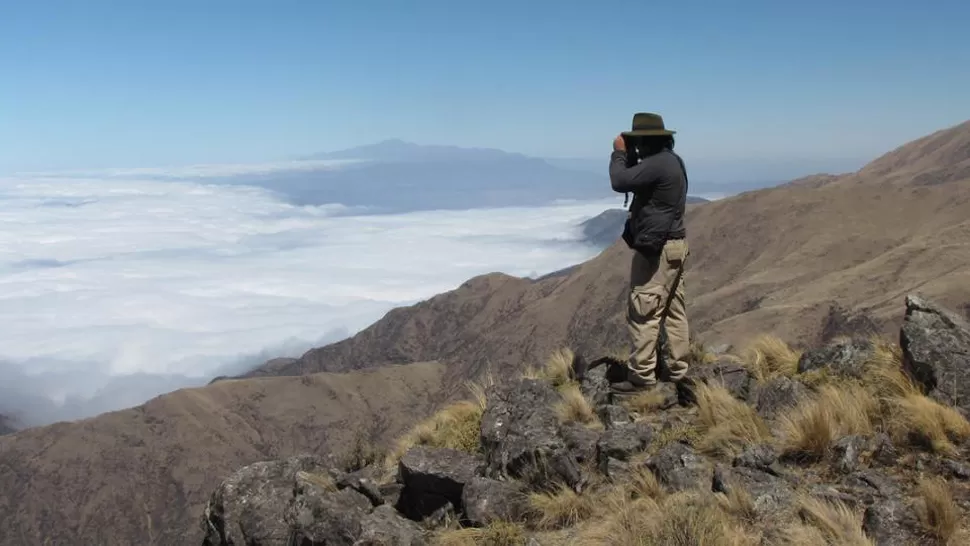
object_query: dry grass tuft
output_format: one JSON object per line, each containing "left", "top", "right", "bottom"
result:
{"left": 861, "top": 339, "right": 921, "bottom": 400}
{"left": 296, "top": 470, "right": 337, "bottom": 492}
{"left": 739, "top": 334, "right": 802, "bottom": 382}
{"left": 523, "top": 347, "right": 576, "bottom": 387}
{"left": 553, "top": 384, "right": 600, "bottom": 428}
{"left": 431, "top": 521, "right": 527, "bottom": 546}
{"left": 777, "top": 383, "right": 876, "bottom": 462}
{"left": 625, "top": 465, "right": 666, "bottom": 502}
{"left": 623, "top": 389, "right": 669, "bottom": 415}
{"left": 527, "top": 485, "right": 596, "bottom": 529}
{"left": 782, "top": 496, "right": 874, "bottom": 546}
{"left": 688, "top": 341, "right": 718, "bottom": 366}
{"left": 578, "top": 489, "right": 758, "bottom": 545}
{"left": 695, "top": 383, "right": 771, "bottom": 458}
{"left": 385, "top": 400, "right": 483, "bottom": 469}
{"left": 716, "top": 483, "right": 759, "bottom": 527}
{"left": 888, "top": 394, "right": 970, "bottom": 455}
{"left": 916, "top": 477, "right": 962, "bottom": 544}
{"left": 654, "top": 422, "right": 702, "bottom": 451}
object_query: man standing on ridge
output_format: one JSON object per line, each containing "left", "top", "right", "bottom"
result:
{"left": 608, "top": 112, "right": 691, "bottom": 395}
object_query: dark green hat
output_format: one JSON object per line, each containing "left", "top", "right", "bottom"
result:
{"left": 621, "top": 112, "right": 676, "bottom": 137}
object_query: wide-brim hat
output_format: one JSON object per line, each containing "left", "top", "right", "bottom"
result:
{"left": 621, "top": 112, "right": 676, "bottom": 137}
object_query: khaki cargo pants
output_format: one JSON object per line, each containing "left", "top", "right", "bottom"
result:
{"left": 626, "top": 238, "right": 690, "bottom": 385}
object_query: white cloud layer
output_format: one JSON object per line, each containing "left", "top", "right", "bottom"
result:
{"left": 0, "top": 173, "right": 613, "bottom": 425}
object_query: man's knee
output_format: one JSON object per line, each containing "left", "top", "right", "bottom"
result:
{"left": 628, "top": 286, "right": 665, "bottom": 323}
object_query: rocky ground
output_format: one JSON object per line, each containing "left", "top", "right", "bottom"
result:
{"left": 199, "top": 294, "right": 970, "bottom": 545}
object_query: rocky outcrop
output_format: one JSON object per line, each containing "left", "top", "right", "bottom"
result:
{"left": 900, "top": 294, "right": 970, "bottom": 414}
{"left": 0, "top": 415, "right": 15, "bottom": 436}
{"left": 199, "top": 295, "right": 970, "bottom": 545}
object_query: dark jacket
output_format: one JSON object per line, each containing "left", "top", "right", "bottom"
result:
{"left": 609, "top": 148, "right": 688, "bottom": 253}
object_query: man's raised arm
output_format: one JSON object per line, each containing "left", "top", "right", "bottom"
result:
{"left": 608, "top": 135, "right": 663, "bottom": 193}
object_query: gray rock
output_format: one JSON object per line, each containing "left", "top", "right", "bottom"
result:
{"left": 397, "top": 446, "right": 481, "bottom": 520}
{"left": 597, "top": 404, "right": 632, "bottom": 429}
{"left": 797, "top": 337, "right": 874, "bottom": 378}
{"left": 712, "top": 465, "right": 795, "bottom": 520}
{"left": 944, "top": 458, "right": 970, "bottom": 480}
{"left": 461, "top": 477, "right": 528, "bottom": 526}
{"left": 597, "top": 423, "right": 653, "bottom": 462}
{"left": 677, "top": 359, "right": 755, "bottom": 405}
{"left": 480, "top": 379, "right": 585, "bottom": 491}
{"left": 201, "top": 455, "right": 370, "bottom": 546}
{"left": 831, "top": 435, "right": 867, "bottom": 474}
{"left": 600, "top": 457, "right": 633, "bottom": 483}
{"left": 335, "top": 465, "right": 386, "bottom": 507}
{"left": 870, "top": 433, "right": 899, "bottom": 467}
{"left": 842, "top": 470, "right": 900, "bottom": 500}
{"left": 577, "top": 356, "right": 614, "bottom": 407}
{"left": 863, "top": 499, "right": 922, "bottom": 546}
{"left": 752, "top": 376, "right": 810, "bottom": 420}
{"left": 647, "top": 443, "right": 712, "bottom": 492}
{"left": 355, "top": 505, "right": 428, "bottom": 545}
{"left": 560, "top": 422, "right": 601, "bottom": 466}
{"left": 733, "top": 444, "right": 782, "bottom": 476}
{"left": 287, "top": 481, "right": 373, "bottom": 545}
{"left": 380, "top": 483, "right": 405, "bottom": 508}
{"left": 900, "top": 294, "right": 970, "bottom": 414}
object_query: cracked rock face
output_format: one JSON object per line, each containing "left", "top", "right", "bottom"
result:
{"left": 900, "top": 295, "right": 970, "bottom": 415}
{"left": 480, "top": 378, "right": 585, "bottom": 491}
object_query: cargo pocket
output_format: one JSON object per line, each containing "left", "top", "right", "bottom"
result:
{"left": 629, "top": 285, "right": 664, "bottom": 323}
{"left": 664, "top": 239, "right": 687, "bottom": 265}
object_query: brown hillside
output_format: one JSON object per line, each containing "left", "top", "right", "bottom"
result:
{"left": 0, "top": 361, "right": 446, "bottom": 546}
{"left": 240, "top": 119, "right": 970, "bottom": 390}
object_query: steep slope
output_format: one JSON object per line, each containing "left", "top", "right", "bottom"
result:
{"left": 240, "top": 119, "right": 970, "bottom": 389}
{"left": 0, "top": 361, "right": 446, "bottom": 546}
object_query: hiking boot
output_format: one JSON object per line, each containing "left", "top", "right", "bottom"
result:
{"left": 609, "top": 380, "right": 658, "bottom": 394}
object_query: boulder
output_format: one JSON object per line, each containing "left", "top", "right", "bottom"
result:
{"left": 560, "top": 423, "right": 601, "bottom": 466}
{"left": 863, "top": 499, "right": 923, "bottom": 546}
{"left": 597, "top": 405, "right": 633, "bottom": 429}
{"left": 480, "top": 379, "right": 585, "bottom": 491}
{"left": 575, "top": 355, "right": 614, "bottom": 407}
{"left": 712, "top": 465, "right": 795, "bottom": 520}
{"left": 797, "top": 337, "right": 874, "bottom": 378}
{"left": 355, "top": 505, "right": 428, "bottom": 546}
{"left": 647, "top": 443, "right": 712, "bottom": 492}
{"left": 677, "top": 359, "right": 755, "bottom": 405}
{"left": 597, "top": 423, "right": 653, "bottom": 463}
{"left": 200, "top": 455, "right": 371, "bottom": 546}
{"left": 334, "top": 465, "right": 386, "bottom": 507}
{"left": 733, "top": 444, "right": 781, "bottom": 476}
{"left": 900, "top": 295, "right": 970, "bottom": 414}
{"left": 397, "top": 446, "right": 482, "bottom": 521}
{"left": 461, "top": 477, "right": 528, "bottom": 526}
{"left": 752, "top": 376, "right": 810, "bottom": 420}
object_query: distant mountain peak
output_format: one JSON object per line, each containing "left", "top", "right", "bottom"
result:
{"left": 303, "top": 140, "right": 532, "bottom": 163}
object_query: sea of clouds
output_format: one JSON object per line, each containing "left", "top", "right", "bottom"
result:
{"left": 0, "top": 167, "right": 616, "bottom": 426}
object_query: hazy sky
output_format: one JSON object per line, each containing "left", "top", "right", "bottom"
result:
{"left": 1, "top": 0, "right": 968, "bottom": 172}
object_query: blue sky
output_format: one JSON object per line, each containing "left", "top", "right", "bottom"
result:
{"left": 1, "top": 0, "right": 968, "bottom": 173}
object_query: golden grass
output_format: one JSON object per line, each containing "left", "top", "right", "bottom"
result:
{"left": 695, "top": 384, "right": 771, "bottom": 458}
{"left": 431, "top": 521, "right": 527, "bottom": 546}
{"left": 715, "top": 483, "right": 759, "bottom": 528}
{"left": 385, "top": 400, "right": 483, "bottom": 470}
{"left": 860, "top": 339, "right": 921, "bottom": 399}
{"left": 887, "top": 394, "right": 970, "bottom": 455}
{"left": 688, "top": 341, "right": 718, "bottom": 366}
{"left": 653, "top": 422, "right": 702, "bottom": 451}
{"left": 623, "top": 389, "right": 669, "bottom": 415}
{"left": 916, "top": 477, "right": 962, "bottom": 544}
{"left": 738, "top": 334, "right": 802, "bottom": 382}
{"left": 780, "top": 496, "right": 874, "bottom": 546}
{"left": 553, "top": 383, "right": 601, "bottom": 428}
{"left": 524, "top": 347, "right": 576, "bottom": 387}
{"left": 295, "top": 470, "right": 337, "bottom": 492}
{"left": 580, "top": 491, "right": 758, "bottom": 546}
{"left": 776, "top": 383, "right": 877, "bottom": 461}
{"left": 527, "top": 485, "right": 597, "bottom": 529}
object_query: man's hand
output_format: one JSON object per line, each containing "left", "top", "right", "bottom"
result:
{"left": 613, "top": 134, "right": 626, "bottom": 152}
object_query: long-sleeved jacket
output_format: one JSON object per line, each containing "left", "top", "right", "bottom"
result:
{"left": 609, "top": 148, "right": 688, "bottom": 252}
